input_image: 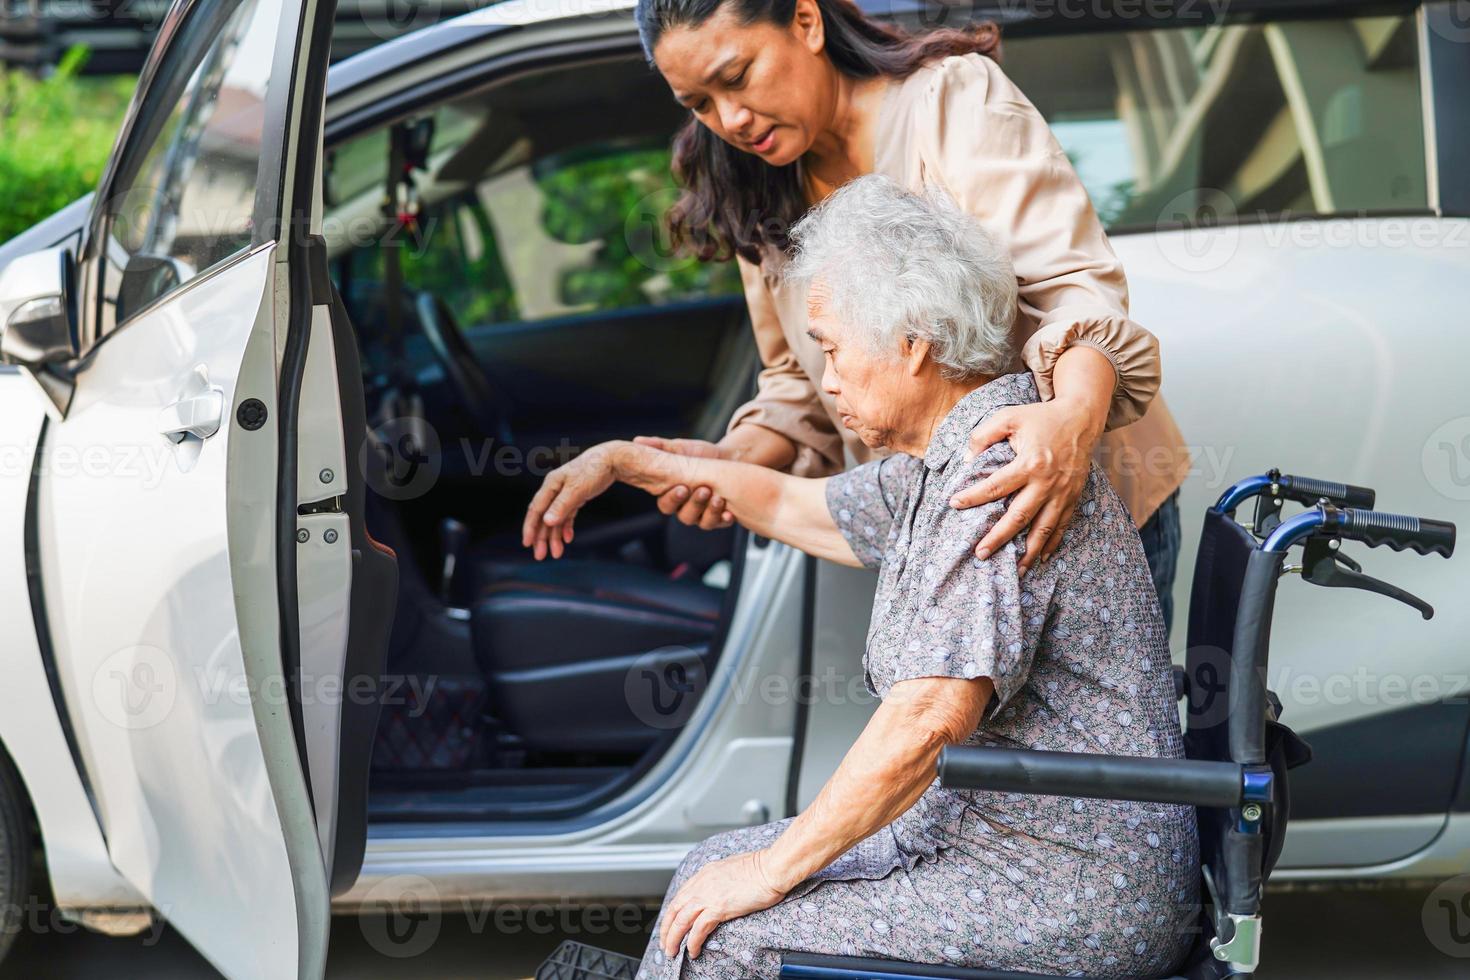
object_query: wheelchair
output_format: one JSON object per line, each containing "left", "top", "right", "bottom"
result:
{"left": 537, "top": 470, "right": 1457, "bottom": 980}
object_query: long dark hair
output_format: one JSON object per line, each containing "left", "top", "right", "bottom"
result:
{"left": 635, "top": 0, "right": 1002, "bottom": 265}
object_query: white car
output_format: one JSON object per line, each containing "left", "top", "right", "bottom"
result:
{"left": 0, "top": 0, "right": 1466, "bottom": 976}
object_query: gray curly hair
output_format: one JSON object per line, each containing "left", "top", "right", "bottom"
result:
{"left": 783, "top": 175, "right": 1018, "bottom": 380}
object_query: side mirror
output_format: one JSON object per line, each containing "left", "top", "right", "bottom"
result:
{"left": 117, "top": 251, "right": 192, "bottom": 324}
{"left": 0, "top": 246, "right": 80, "bottom": 417}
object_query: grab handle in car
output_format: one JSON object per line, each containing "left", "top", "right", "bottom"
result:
{"left": 1337, "top": 510, "right": 1456, "bottom": 558}
{"left": 937, "top": 746, "right": 1252, "bottom": 809}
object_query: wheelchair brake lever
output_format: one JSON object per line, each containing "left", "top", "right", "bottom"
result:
{"left": 1302, "top": 538, "right": 1434, "bottom": 619}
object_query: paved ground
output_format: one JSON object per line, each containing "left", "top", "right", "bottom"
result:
{"left": 5, "top": 883, "right": 1468, "bottom": 978}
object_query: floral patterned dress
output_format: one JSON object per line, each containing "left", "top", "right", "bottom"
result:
{"left": 637, "top": 373, "right": 1200, "bottom": 980}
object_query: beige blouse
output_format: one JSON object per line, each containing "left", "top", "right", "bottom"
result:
{"left": 726, "top": 52, "right": 1191, "bottom": 526}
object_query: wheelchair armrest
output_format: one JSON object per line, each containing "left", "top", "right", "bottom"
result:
{"left": 938, "top": 746, "right": 1249, "bottom": 808}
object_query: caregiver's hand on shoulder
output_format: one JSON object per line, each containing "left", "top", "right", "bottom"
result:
{"left": 522, "top": 442, "right": 624, "bottom": 560}
{"left": 659, "top": 849, "right": 786, "bottom": 959}
{"left": 951, "top": 395, "right": 1104, "bottom": 573}
{"left": 633, "top": 436, "right": 734, "bottom": 530}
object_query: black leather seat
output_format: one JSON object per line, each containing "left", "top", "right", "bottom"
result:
{"left": 470, "top": 558, "right": 723, "bottom": 754}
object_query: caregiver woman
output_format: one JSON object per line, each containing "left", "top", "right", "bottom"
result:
{"left": 633, "top": 0, "right": 1192, "bottom": 623}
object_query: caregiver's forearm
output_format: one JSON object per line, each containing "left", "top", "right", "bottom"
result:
{"left": 1050, "top": 344, "right": 1115, "bottom": 442}
{"left": 716, "top": 423, "right": 799, "bottom": 470}
{"left": 611, "top": 442, "right": 859, "bottom": 566}
{"left": 757, "top": 677, "right": 993, "bottom": 893}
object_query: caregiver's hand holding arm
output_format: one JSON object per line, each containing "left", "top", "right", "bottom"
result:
{"left": 521, "top": 440, "right": 857, "bottom": 566}
{"left": 630, "top": 423, "right": 800, "bottom": 531}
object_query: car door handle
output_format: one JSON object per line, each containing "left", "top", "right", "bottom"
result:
{"left": 159, "top": 388, "right": 224, "bottom": 444}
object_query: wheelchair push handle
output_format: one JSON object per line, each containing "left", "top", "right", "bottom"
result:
{"left": 1216, "top": 469, "right": 1377, "bottom": 515}
{"left": 1264, "top": 502, "right": 1457, "bottom": 556}
{"left": 1337, "top": 509, "right": 1456, "bottom": 558}
{"left": 1280, "top": 474, "right": 1376, "bottom": 510}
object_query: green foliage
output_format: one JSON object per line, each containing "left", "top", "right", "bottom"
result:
{"left": 404, "top": 203, "right": 520, "bottom": 326}
{"left": 536, "top": 146, "right": 741, "bottom": 310}
{"left": 361, "top": 142, "right": 742, "bottom": 331}
{"left": 0, "top": 47, "right": 136, "bottom": 245}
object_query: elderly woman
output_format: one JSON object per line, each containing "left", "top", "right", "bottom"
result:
{"left": 524, "top": 177, "right": 1199, "bottom": 979}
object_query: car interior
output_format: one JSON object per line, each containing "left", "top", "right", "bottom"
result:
{"left": 321, "top": 54, "right": 758, "bottom": 823}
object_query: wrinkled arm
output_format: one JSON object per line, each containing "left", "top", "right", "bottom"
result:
{"left": 524, "top": 441, "right": 861, "bottom": 567}
{"left": 616, "top": 444, "right": 858, "bottom": 565}
{"left": 758, "top": 676, "right": 993, "bottom": 891}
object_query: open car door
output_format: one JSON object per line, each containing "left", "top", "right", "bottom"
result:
{"left": 12, "top": 0, "right": 391, "bottom": 975}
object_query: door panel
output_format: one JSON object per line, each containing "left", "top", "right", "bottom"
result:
{"left": 38, "top": 249, "right": 308, "bottom": 977}
{"left": 322, "top": 284, "right": 397, "bottom": 895}
{"left": 296, "top": 302, "right": 354, "bottom": 871}
{"left": 34, "top": 0, "right": 346, "bottom": 974}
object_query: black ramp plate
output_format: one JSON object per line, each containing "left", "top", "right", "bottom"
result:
{"left": 536, "top": 940, "right": 641, "bottom": 980}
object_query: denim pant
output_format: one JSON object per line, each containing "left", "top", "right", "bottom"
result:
{"left": 1138, "top": 489, "right": 1182, "bottom": 633}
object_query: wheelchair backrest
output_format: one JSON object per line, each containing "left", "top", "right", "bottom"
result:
{"left": 1183, "top": 508, "right": 1286, "bottom": 769}
{"left": 1181, "top": 506, "right": 1301, "bottom": 928}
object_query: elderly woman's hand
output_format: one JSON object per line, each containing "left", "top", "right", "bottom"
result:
{"left": 659, "top": 849, "right": 786, "bottom": 959}
{"left": 521, "top": 443, "right": 624, "bottom": 560}
{"left": 633, "top": 436, "right": 735, "bottom": 530}
{"left": 950, "top": 394, "right": 1104, "bottom": 573}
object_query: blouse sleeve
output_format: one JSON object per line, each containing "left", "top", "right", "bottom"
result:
{"left": 823, "top": 454, "right": 921, "bottom": 570}
{"left": 883, "top": 442, "right": 1059, "bottom": 718}
{"left": 725, "top": 254, "right": 847, "bottom": 476}
{"left": 917, "top": 54, "right": 1161, "bottom": 431}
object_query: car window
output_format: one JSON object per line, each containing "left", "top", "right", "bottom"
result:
{"left": 468, "top": 141, "right": 741, "bottom": 324}
{"left": 95, "top": 0, "right": 286, "bottom": 330}
{"left": 333, "top": 130, "right": 741, "bottom": 332}
{"left": 1004, "top": 12, "right": 1427, "bottom": 229}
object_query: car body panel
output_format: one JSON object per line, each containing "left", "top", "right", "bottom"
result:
{"left": 0, "top": 374, "right": 142, "bottom": 910}
{"left": 1115, "top": 217, "right": 1470, "bottom": 865}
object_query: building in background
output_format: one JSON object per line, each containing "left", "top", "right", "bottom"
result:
{"left": 0, "top": 0, "right": 483, "bottom": 73}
